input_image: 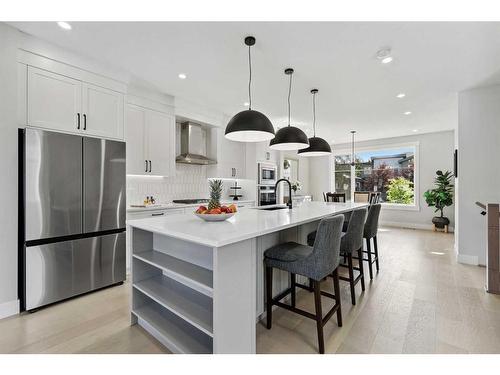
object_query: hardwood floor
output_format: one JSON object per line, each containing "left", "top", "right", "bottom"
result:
{"left": 1, "top": 227, "right": 499, "bottom": 354}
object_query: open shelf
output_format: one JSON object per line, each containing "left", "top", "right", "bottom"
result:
{"left": 133, "top": 250, "right": 213, "bottom": 297}
{"left": 132, "top": 300, "right": 213, "bottom": 354}
{"left": 134, "top": 274, "right": 213, "bottom": 336}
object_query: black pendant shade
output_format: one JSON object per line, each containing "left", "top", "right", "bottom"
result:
{"left": 298, "top": 88, "right": 332, "bottom": 157}
{"left": 298, "top": 136, "right": 332, "bottom": 156}
{"left": 270, "top": 126, "right": 310, "bottom": 150}
{"left": 224, "top": 36, "right": 275, "bottom": 143}
{"left": 225, "top": 109, "right": 275, "bottom": 142}
{"left": 269, "top": 68, "right": 310, "bottom": 151}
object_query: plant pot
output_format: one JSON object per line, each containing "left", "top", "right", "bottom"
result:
{"left": 432, "top": 216, "right": 450, "bottom": 229}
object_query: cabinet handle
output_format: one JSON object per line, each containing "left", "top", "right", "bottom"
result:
{"left": 83, "top": 114, "right": 87, "bottom": 130}
{"left": 149, "top": 160, "right": 152, "bottom": 173}
{"left": 77, "top": 113, "right": 80, "bottom": 129}
{"left": 151, "top": 212, "right": 164, "bottom": 217}
{"left": 145, "top": 160, "right": 148, "bottom": 172}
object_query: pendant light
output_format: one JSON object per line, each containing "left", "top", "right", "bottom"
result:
{"left": 298, "top": 89, "right": 332, "bottom": 157}
{"left": 225, "top": 36, "right": 275, "bottom": 142}
{"left": 269, "top": 68, "right": 310, "bottom": 150}
{"left": 350, "top": 130, "right": 356, "bottom": 166}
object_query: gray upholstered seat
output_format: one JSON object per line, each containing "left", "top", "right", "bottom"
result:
{"left": 340, "top": 208, "right": 367, "bottom": 254}
{"left": 265, "top": 214, "right": 344, "bottom": 281}
{"left": 264, "top": 214, "right": 345, "bottom": 354}
{"left": 364, "top": 203, "right": 381, "bottom": 239}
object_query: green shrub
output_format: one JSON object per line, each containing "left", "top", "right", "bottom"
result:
{"left": 386, "top": 177, "right": 414, "bottom": 204}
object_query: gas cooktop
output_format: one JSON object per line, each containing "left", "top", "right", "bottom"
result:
{"left": 172, "top": 199, "right": 209, "bottom": 204}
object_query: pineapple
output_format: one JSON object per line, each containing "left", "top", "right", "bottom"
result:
{"left": 208, "top": 179, "right": 223, "bottom": 210}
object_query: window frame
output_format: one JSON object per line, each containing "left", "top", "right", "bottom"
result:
{"left": 333, "top": 141, "right": 420, "bottom": 211}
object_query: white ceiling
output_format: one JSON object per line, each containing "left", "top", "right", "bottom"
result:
{"left": 9, "top": 22, "right": 500, "bottom": 144}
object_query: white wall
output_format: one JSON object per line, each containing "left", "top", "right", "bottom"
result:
{"left": 308, "top": 155, "right": 333, "bottom": 201}
{"left": 333, "top": 130, "right": 456, "bottom": 230}
{"left": 457, "top": 85, "right": 500, "bottom": 266}
{"left": 0, "top": 24, "right": 20, "bottom": 318}
{"left": 283, "top": 151, "right": 310, "bottom": 196}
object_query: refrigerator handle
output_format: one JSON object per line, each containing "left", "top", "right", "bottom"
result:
{"left": 77, "top": 113, "right": 80, "bottom": 130}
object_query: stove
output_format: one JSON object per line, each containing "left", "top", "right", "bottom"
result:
{"left": 172, "top": 198, "right": 209, "bottom": 204}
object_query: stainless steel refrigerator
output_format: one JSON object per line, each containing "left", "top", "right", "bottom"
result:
{"left": 18, "top": 128, "right": 126, "bottom": 311}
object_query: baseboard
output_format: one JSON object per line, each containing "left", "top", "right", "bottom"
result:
{"left": 456, "top": 253, "right": 479, "bottom": 266}
{"left": 0, "top": 299, "right": 19, "bottom": 320}
{"left": 380, "top": 220, "right": 454, "bottom": 233}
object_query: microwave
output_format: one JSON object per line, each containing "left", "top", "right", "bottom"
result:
{"left": 258, "top": 162, "right": 277, "bottom": 185}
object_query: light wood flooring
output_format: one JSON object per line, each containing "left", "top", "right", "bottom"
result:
{"left": 1, "top": 227, "right": 499, "bottom": 354}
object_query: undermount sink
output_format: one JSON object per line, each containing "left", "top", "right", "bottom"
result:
{"left": 255, "top": 206, "right": 289, "bottom": 211}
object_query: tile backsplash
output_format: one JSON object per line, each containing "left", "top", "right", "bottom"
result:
{"left": 127, "top": 164, "right": 209, "bottom": 205}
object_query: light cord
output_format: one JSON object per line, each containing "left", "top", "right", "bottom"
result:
{"left": 248, "top": 45, "right": 252, "bottom": 110}
{"left": 312, "top": 91, "right": 317, "bottom": 137}
{"left": 287, "top": 72, "right": 292, "bottom": 127}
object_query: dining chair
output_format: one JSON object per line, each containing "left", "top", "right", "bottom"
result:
{"left": 325, "top": 192, "right": 346, "bottom": 203}
{"left": 353, "top": 191, "right": 370, "bottom": 203}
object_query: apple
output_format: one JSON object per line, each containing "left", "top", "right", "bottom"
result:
{"left": 196, "top": 205, "right": 207, "bottom": 214}
{"left": 228, "top": 204, "right": 237, "bottom": 213}
{"left": 209, "top": 208, "right": 222, "bottom": 214}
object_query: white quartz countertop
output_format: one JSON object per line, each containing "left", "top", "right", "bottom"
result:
{"left": 127, "top": 201, "right": 368, "bottom": 247}
{"left": 127, "top": 200, "right": 255, "bottom": 212}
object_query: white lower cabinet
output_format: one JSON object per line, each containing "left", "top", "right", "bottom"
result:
{"left": 125, "top": 103, "right": 175, "bottom": 177}
{"left": 26, "top": 66, "right": 124, "bottom": 139}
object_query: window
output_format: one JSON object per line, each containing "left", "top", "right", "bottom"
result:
{"left": 334, "top": 144, "right": 418, "bottom": 207}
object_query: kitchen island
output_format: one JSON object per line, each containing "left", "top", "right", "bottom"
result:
{"left": 127, "top": 201, "right": 368, "bottom": 354}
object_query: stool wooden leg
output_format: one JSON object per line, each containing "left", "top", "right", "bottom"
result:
{"left": 291, "top": 273, "right": 296, "bottom": 308}
{"left": 313, "top": 280, "right": 325, "bottom": 354}
{"left": 357, "top": 247, "right": 365, "bottom": 292}
{"left": 347, "top": 253, "right": 356, "bottom": 305}
{"left": 374, "top": 235, "right": 380, "bottom": 272}
{"left": 332, "top": 268, "right": 342, "bottom": 327}
{"left": 266, "top": 266, "right": 273, "bottom": 329}
{"left": 366, "top": 238, "right": 373, "bottom": 280}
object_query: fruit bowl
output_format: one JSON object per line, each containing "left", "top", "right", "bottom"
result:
{"left": 194, "top": 212, "right": 236, "bottom": 222}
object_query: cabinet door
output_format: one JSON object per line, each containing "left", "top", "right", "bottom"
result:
{"left": 146, "top": 110, "right": 175, "bottom": 177}
{"left": 124, "top": 105, "right": 148, "bottom": 175}
{"left": 82, "top": 83, "right": 124, "bottom": 139}
{"left": 27, "top": 66, "right": 82, "bottom": 133}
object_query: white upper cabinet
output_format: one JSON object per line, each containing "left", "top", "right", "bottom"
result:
{"left": 82, "top": 83, "right": 124, "bottom": 139}
{"left": 27, "top": 66, "right": 82, "bottom": 133}
{"left": 124, "top": 105, "right": 147, "bottom": 175}
{"left": 125, "top": 103, "right": 175, "bottom": 177}
{"left": 26, "top": 66, "right": 124, "bottom": 140}
{"left": 207, "top": 127, "right": 246, "bottom": 179}
{"left": 147, "top": 110, "right": 175, "bottom": 177}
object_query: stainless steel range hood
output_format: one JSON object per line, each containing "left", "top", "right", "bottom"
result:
{"left": 176, "top": 121, "right": 217, "bottom": 165}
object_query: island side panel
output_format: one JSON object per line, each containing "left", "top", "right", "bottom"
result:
{"left": 212, "top": 238, "right": 257, "bottom": 354}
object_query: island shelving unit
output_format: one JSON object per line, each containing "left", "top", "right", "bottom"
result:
{"left": 128, "top": 201, "right": 368, "bottom": 354}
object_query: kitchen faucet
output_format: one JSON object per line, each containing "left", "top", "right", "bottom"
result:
{"left": 275, "top": 178, "right": 293, "bottom": 209}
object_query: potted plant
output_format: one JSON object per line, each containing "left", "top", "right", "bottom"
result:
{"left": 291, "top": 180, "right": 302, "bottom": 195}
{"left": 423, "top": 170, "right": 454, "bottom": 229}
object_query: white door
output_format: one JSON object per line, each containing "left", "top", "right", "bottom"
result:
{"left": 146, "top": 110, "right": 175, "bottom": 177}
{"left": 82, "top": 83, "right": 124, "bottom": 139}
{"left": 27, "top": 66, "right": 82, "bottom": 133}
{"left": 124, "top": 104, "right": 148, "bottom": 175}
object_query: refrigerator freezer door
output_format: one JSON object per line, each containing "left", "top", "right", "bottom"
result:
{"left": 83, "top": 137, "right": 126, "bottom": 233}
{"left": 25, "top": 232, "right": 126, "bottom": 310}
{"left": 25, "top": 129, "right": 83, "bottom": 241}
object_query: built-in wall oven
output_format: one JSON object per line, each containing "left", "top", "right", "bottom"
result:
{"left": 258, "top": 162, "right": 277, "bottom": 185}
{"left": 258, "top": 185, "right": 277, "bottom": 206}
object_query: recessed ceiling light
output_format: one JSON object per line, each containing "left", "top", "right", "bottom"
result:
{"left": 178, "top": 73, "right": 187, "bottom": 79}
{"left": 57, "top": 21, "right": 72, "bottom": 30}
{"left": 404, "top": 111, "right": 412, "bottom": 115}
{"left": 375, "top": 47, "right": 393, "bottom": 64}
{"left": 243, "top": 102, "right": 250, "bottom": 106}
{"left": 396, "top": 93, "right": 406, "bottom": 98}
{"left": 412, "top": 129, "right": 418, "bottom": 132}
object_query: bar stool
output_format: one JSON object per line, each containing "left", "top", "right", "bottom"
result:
{"left": 352, "top": 204, "right": 381, "bottom": 280}
{"left": 338, "top": 207, "right": 367, "bottom": 305}
{"left": 264, "top": 214, "right": 344, "bottom": 354}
